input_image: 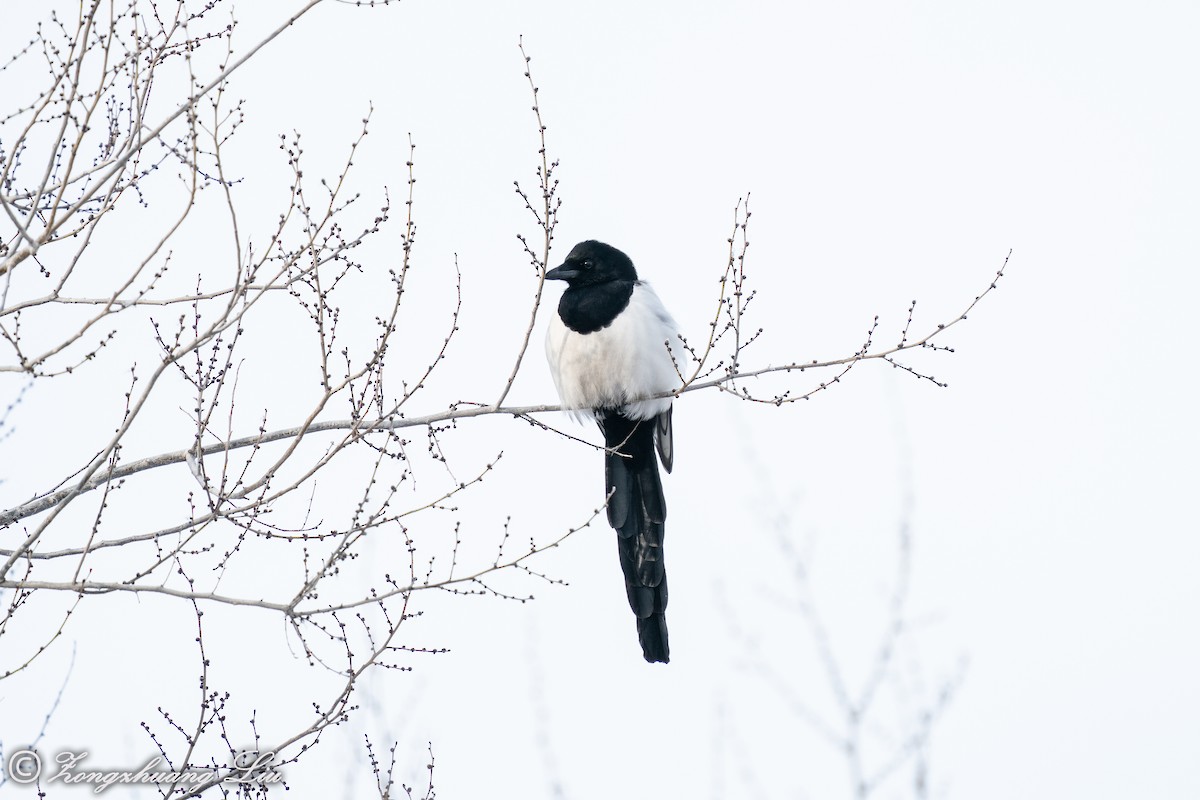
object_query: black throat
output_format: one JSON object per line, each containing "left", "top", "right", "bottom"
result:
{"left": 557, "top": 280, "right": 635, "bottom": 334}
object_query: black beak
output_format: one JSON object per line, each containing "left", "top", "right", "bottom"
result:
{"left": 545, "top": 263, "right": 579, "bottom": 282}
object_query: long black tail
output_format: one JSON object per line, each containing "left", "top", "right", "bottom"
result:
{"left": 600, "top": 408, "right": 673, "bottom": 663}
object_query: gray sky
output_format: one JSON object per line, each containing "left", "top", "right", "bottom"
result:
{"left": 2, "top": 1, "right": 1198, "bottom": 798}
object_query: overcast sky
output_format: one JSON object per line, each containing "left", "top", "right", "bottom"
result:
{"left": 2, "top": 1, "right": 1198, "bottom": 798}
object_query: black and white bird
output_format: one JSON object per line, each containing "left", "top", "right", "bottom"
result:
{"left": 544, "top": 240, "right": 679, "bottom": 663}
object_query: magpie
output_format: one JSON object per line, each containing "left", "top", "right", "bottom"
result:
{"left": 544, "top": 240, "right": 679, "bottom": 664}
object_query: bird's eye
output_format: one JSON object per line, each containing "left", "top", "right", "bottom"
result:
{"left": 581, "top": 259, "right": 593, "bottom": 269}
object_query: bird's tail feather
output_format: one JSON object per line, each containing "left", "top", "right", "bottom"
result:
{"left": 602, "top": 412, "right": 670, "bottom": 663}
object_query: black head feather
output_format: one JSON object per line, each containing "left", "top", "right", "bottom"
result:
{"left": 546, "top": 240, "right": 638, "bottom": 333}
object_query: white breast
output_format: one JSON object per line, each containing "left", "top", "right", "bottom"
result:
{"left": 545, "top": 282, "right": 680, "bottom": 421}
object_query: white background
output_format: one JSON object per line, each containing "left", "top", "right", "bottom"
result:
{"left": 2, "top": 1, "right": 1198, "bottom": 798}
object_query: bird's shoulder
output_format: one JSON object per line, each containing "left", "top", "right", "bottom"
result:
{"left": 627, "top": 281, "right": 678, "bottom": 332}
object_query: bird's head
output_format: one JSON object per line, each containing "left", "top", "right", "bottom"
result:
{"left": 545, "top": 240, "right": 638, "bottom": 287}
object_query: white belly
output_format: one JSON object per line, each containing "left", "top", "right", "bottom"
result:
{"left": 545, "top": 282, "right": 679, "bottom": 421}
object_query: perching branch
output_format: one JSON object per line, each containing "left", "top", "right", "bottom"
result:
{"left": 1, "top": 250, "right": 1008, "bottom": 530}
